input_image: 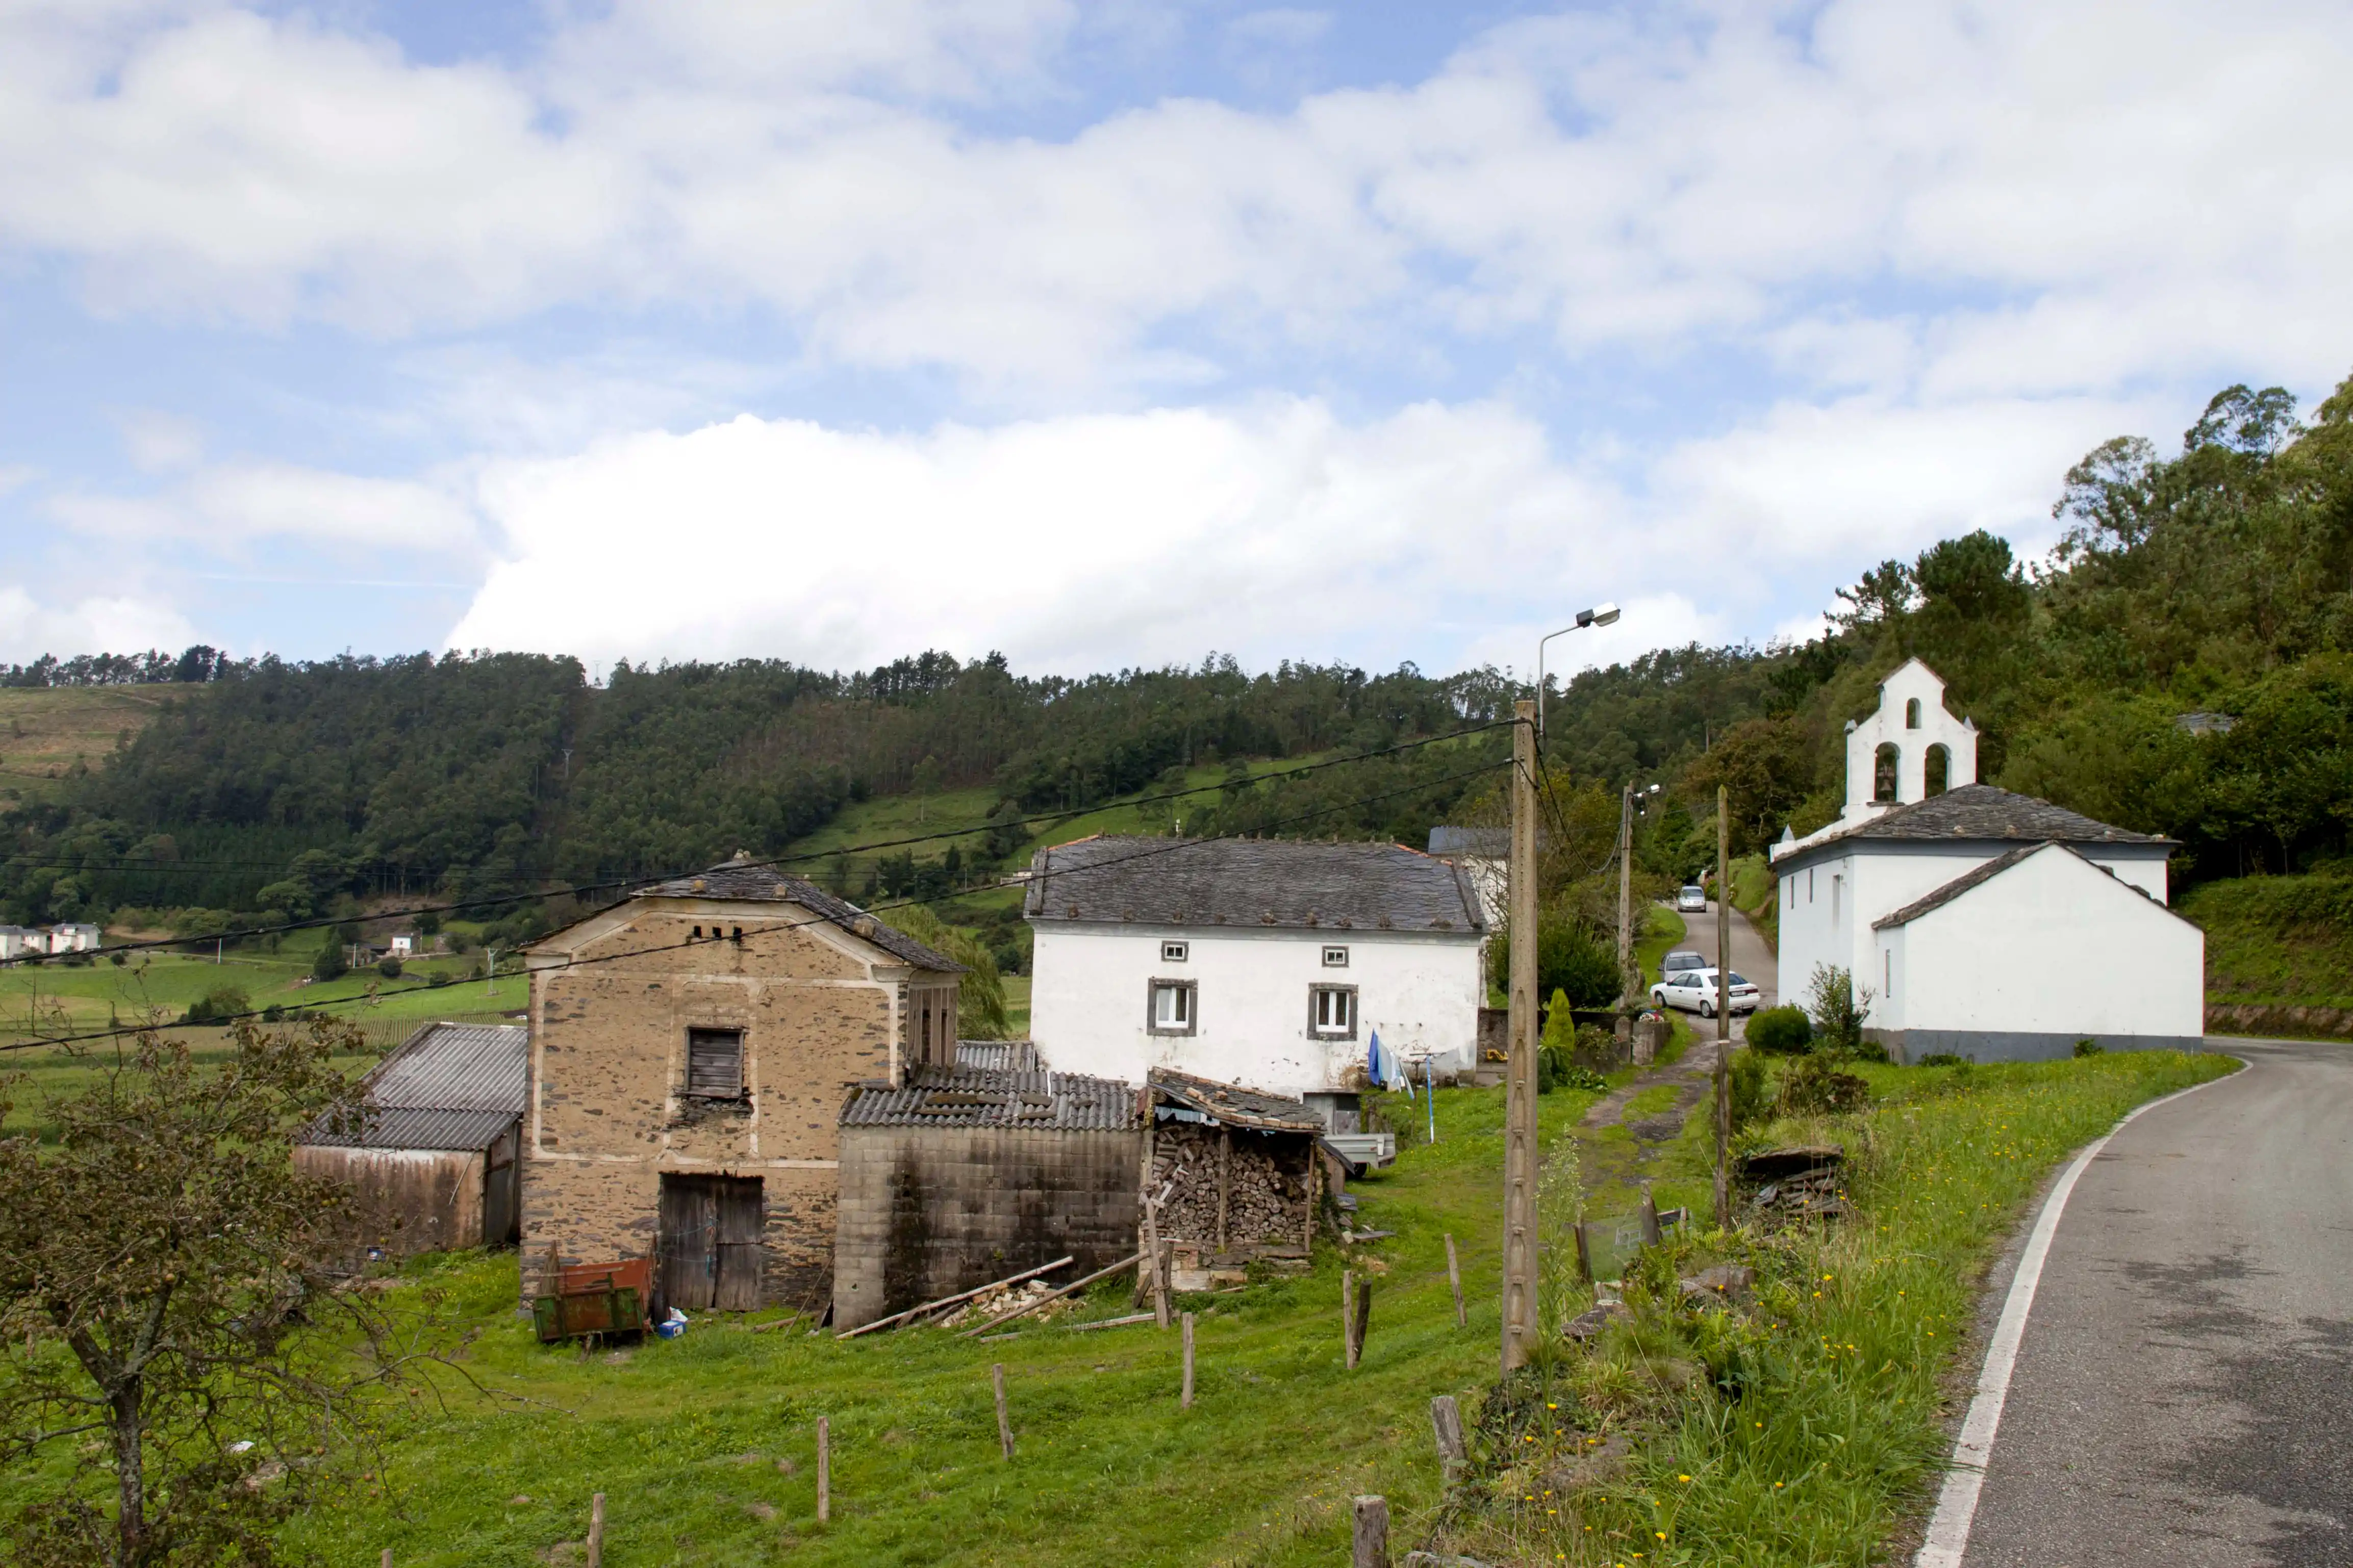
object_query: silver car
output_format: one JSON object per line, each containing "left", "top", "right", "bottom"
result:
{"left": 1676, "top": 885, "right": 1708, "bottom": 913}
{"left": 1650, "top": 967, "right": 1761, "bottom": 1018}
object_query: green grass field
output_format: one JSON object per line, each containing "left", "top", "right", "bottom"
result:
{"left": 0, "top": 684, "right": 186, "bottom": 814}
{"left": 15, "top": 1041, "right": 2202, "bottom": 1567}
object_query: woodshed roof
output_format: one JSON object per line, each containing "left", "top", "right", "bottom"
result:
{"left": 1148, "top": 1069, "right": 1325, "bottom": 1133}
{"left": 1022, "top": 836, "right": 1485, "bottom": 934}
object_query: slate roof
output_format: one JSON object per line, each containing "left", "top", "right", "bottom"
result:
{"left": 1427, "top": 826, "right": 1509, "bottom": 858}
{"left": 840, "top": 1067, "right": 1141, "bottom": 1130}
{"left": 954, "top": 1039, "right": 1041, "bottom": 1073}
{"left": 1022, "top": 836, "right": 1485, "bottom": 934}
{"left": 1873, "top": 841, "right": 2185, "bottom": 930}
{"left": 633, "top": 858, "right": 963, "bottom": 972}
{"left": 1148, "top": 1069, "right": 1325, "bottom": 1133}
{"left": 299, "top": 1021, "right": 527, "bottom": 1151}
{"left": 1785, "top": 784, "right": 2170, "bottom": 867}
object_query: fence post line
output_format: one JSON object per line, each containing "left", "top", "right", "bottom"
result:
{"left": 992, "top": 1363, "right": 1014, "bottom": 1459}
{"left": 1429, "top": 1395, "right": 1466, "bottom": 1485}
{"left": 1181, "top": 1311, "right": 1197, "bottom": 1408}
{"left": 1342, "top": 1269, "right": 1358, "bottom": 1369}
{"left": 1352, "top": 1495, "right": 1390, "bottom": 1568}
{"left": 1444, "top": 1233, "right": 1466, "bottom": 1328}
{"left": 816, "top": 1415, "right": 830, "bottom": 1524}
{"left": 586, "top": 1493, "right": 605, "bottom": 1568}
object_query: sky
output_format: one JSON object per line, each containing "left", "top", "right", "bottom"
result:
{"left": 3, "top": 0, "right": 2348, "bottom": 682}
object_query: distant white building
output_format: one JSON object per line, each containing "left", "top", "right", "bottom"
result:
{"left": 0, "top": 926, "right": 38, "bottom": 960}
{"left": 1023, "top": 836, "right": 1486, "bottom": 1127}
{"left": 1425, "top": 826, "right": 1508, "bottom": 928}
{"left": 44, "top": 923, "right": 100, "bottom": 954}
{"left": 1771, "top": 659, "right": 2203, "bottom": 1062}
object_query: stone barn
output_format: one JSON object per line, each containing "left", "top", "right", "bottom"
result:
{"left": 294, "top": 1021, "right": 527, "bottom": 1256}
{"left": 1145, "top": 1069, "right": 1324, "bottom": 1290}
{"left": 520, "top": 855, "right": 963, "bottom": 1314}
{"left": 832, "top": 1067, "right": 1143, "bottom": 1330}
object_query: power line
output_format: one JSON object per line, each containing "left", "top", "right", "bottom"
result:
{"left": 0, "top": 755, "right": 1513, "bottom": 1052}
{"left": 0, "top": 721, "right": 1509, "bottom": 969}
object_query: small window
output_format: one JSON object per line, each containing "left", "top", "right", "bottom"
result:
{"left": 692, "top": 925, "right": 703, "bottom": 940}
{"left": 1322, "top": 945, "right": 1349, "bottom": 968}
{"left": 1906, "top": 697, "right": 1922, "bottom": 729}
{"left": 686, "top": 1027, "right": 745, "bottom": 1098}
{"left": 1874, "top": 742, "right": 1901, "bottom": 803}
{"left": 1161, "top": 940, "right": 1189, "bottom": 963}
{"left": 1149, "top": 981, "right": 1196, "bottom": 1035}
{"left": 1310, "top": 985, "right": 1357, "bottom": 1039}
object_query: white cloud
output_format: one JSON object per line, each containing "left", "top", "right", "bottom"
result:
{"left": 0, "top": 586, "right": 194, "bottom": 663}
{"left": 117, "top": 409, "right": 204, "bottom": 472}
{"left": 2, "top": 0, "right": 2344, "bottom": 402}
{"left": 54, "top": 462, "right": 482, "bottom": 552}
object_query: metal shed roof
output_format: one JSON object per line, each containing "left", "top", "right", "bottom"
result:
{"left": 840, "top": 1067, "right": 1141, "bottom": 1131}
{"left": 297, "top": 1020, "right": 527, "bottom": 1151}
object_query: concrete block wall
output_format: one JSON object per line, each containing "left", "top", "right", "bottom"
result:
{"left": 833, "top": 1125, "right": 1144, "bottom": 1328}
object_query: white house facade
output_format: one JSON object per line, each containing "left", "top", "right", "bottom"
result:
{"left": 45, "top": 923, "right": 101, "bottom": 954}
{"left": 1023, "top": 836, "right": 1486, "bottom": 1125}
{"left": 1772, "top": 661, "right": 2203, "bottom": 1062}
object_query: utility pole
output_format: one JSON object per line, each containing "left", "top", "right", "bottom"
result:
{"left": 1616, "top": 784, "right": 1634, "bottom": 1006}
{"left": 1502, "top": 700, "right": 1540, "bottom": 1372}
{"left": 1714, "top": 784, "right": 1732, "bottom": 1228}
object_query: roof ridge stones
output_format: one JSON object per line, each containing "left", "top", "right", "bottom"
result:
{"left": 635, "top": 857, "right": 964, "bottom": 972}
{"left": 1022, "top": 835, "right": 1486, "bottom": 935}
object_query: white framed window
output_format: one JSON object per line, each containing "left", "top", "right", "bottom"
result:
{"left": 1161, "top": 940, "right": 1190, "bottom": 963}
{"left": 1322, "top": 944, "right": 1349, "bottom": 968}
{"left": 1148, "top": 980, "right": 1197, "bottom": 1036}
{"left": 1309, "top": 985, "right": 1357, "bottom": 1039}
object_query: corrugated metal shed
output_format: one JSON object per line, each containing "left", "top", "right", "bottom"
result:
{"left": 299, "top": 1021, "right": 528, "bottom": 1151}
{"left": 1148, "top": 1068, "right": 1324, "bottom": 1133}
{"left": 841, "top": 1067, "right": 1140, "bottom": 1131}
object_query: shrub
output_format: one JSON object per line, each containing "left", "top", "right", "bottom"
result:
{"left": 2073, "top": 1038, "right": 2106, "bottom": 1057}
{"left": 427, "top": 970, "right": 452, "bottom": 988}
{"left": 311, "top": 943, "right": 348, "bottom": 983}
{"left": 375, "top": 957, "right": 403, "bottom": 980}
{"left": 1916, "top": 1052, "right": 1965, "bottom": 1067}
{"left": 1728, "top": 1046, "right": 1769, "bottom": 1132}
{"left": 181, "top": 986, "right": 251, "bottom": 1026}
{"left": 1744, "top": 1005, "right": 1813, "bottom": 1055}
{"left": 1780, "top": 1055, "right": 1869, "bottom": 1115}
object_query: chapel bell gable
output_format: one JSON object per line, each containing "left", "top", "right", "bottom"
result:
{"left": 1840, "top": 658, "right": 1978, "bottom": 822}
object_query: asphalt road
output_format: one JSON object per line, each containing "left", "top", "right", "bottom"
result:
{"left": 1957, "top": 1037, "right": 2353, "bottom": 1566}
{"left": 1673, "top": 900, "right": 1779, "bottom": 1031}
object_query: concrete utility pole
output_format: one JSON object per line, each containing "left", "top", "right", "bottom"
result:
{"left": 1502, "top": 699, "right": 1540, "bottom": 1372}
{"left": 1616, "top": 784, "right": 1634, "bottom": 1007}
{"left": 1714, "top": 784, "right": 1732, "bottom": 1228}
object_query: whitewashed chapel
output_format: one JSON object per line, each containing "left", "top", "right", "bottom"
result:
{"left": 1770, "top": 659, "right": 2205, "bottom": 1063}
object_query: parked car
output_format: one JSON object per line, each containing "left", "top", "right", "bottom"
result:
{"left": 1650, "top": 967, "right": 1762, "bottom": 1017}
{"left": 1660, "top": 949, "right": 1707, "bottom": 980}
{"left": 1676, "top": 885, "right": 1708, "bottom": 912}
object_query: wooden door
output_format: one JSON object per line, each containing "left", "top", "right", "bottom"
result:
{"left": 657, "top": 1174, "right": 719, "bottom": 1310}
{"left": 658, "top": 1174, "right": 764, "bottom": 1312}
{"left": 714, "top": 1177, "right": 765, "bottom": 1310}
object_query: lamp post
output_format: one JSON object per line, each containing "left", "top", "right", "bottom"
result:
{"left": 1535, "top": 603, "right": 1620, "bottom": 738}
{"left": 1502, "top": 600, "right": 1623, "bottom": 1373}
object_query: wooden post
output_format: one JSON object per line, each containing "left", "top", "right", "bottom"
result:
{"left": 1153, "top": 1239, "right": 1173, "bottom": 1330}
{"left": 1352, "top": 1495, "right": 1390, "bottom": 1568}
{"left": 1444, "top": 1233, "right": 1465, "bottom": 1328}
{"left": 1302, "top": 1151, "right": 1321, "bottom": 1248}
{"left": 1715, "top": 783, "right": 1732, "bottom": 1229}
{"left": 816, "top": 1416, "right": 830, "bottom": 1524}
{"left": 1352, "top": 1274, "right": 1373, "bottom": 1366}
{"left": 1342, "top": 1269, "right": 1359, "bottom": 1369}
{"left": 586, "top": 1493, "right": 605, "bottom": 1568}
{"left": 1640, "top": 1185, "right": 1662, "bottom": 1248}
{"left": 1574, "top": 1214, "right": 1592, "bottom": 1284}
{"left": 382, "top": 1553, "right": 393, "bottom": 1568}
{"left": 1429, "top": 1395, "right": 1466, "bottom": 1483}
{"left": 1181, "top": 1312, "right": 1196, "bottom": 1408}
{"left": 992, "top": 1363, "right": 1014, "bottom": 1459}
{"left": 1503, "top": 698, "right": 1540, "bottom": 1372}
{"left": 1215, "top": 1126, "right": 1231, "bottom": 1251}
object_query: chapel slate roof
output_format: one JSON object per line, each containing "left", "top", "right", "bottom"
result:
{"left": 839, "top": 1067, "right": 1141, "bottom": 1131}
{"left": 298, "top": 1021, "right": 527, "bottom": 1151}
{"left": 635, "top": 858, "right": 963, "bottom": 972}
{"left": 1792, "top": 784, "right": 2171, "bottom": 860}
{"left": 1022, "top": 836, "right": 1485, "bottom": 934}
{"left": 1148, "top": 1069, "right": 1325, "bottom": 1133}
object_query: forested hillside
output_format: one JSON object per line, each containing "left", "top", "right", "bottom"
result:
{"left": 7, "top": 369, "right": 2353, "bottom": 1010}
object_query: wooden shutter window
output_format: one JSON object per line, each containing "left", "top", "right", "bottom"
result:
{"left": 686, "top": 1027, "right": 745, "bottom": 1097}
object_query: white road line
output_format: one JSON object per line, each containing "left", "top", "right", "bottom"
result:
{"left": 1914, "top": 1060, "right": 2248, "bottom": 1567}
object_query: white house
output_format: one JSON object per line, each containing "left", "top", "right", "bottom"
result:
{"left": 1023, "top": 836, "right": 1486, "bottom": 1127}
{"left": 0, "top": 926, "right": 38, "bottom": 960}
{"left": 43, "top": 923, "right": 100, "bottom": 954}
{"left": 1426, "top": 826, "right": 1508, "bottom": 928}
{"left": 1770, "top": 660, "right": 2203, "bottom": 1062}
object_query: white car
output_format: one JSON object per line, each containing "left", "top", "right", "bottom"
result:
{"left": 1650, "top": 967, "right": 1761, "bottom": 1018}
{"left": 1676, "top": 885, "right": 1708, "bottom": 913}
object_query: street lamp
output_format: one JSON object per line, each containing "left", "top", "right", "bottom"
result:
{"left": 1536, "top": 602, "right": 1621, "bottom": 737}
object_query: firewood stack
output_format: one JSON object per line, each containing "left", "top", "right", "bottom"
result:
{"left": 1150, "top": 1121, "right": 1312, "bottom": 1248}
